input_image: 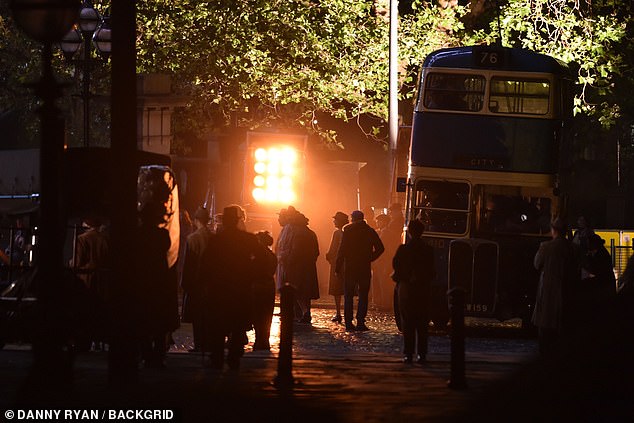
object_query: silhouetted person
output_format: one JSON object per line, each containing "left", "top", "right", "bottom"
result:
{"left": 387, "top": 203, "right": 405, "bottom": 236}
{"left": 532, "top": 217, "right": 579, "bottom": 358}
{"left": 577, "top": 233, "right": 616, "bottom": 337}
{"left": 392, "top": 219, "right": 435, "bottom": 364}
{"left": 252, "top": 231, "right": 277, "bottom": 350}
{"left": 74, "top": 216, "right": 110, "bottom": 289}
{"left": 326, "top": 211, "right": 348, "bottom": 323}
{"left": 336, "top": 210, "right": 384, "bottom": 331}
{"left": 572, "top": 216, "right": 595, "bottom": 257}
{"left": 275, "top": 206, "right": 296, "bottom": 292}
{"left": 362, "top": 206, "right": 376, "bottom": 229}
{"left": 136, "top": 202, "right": 178, "bottom": 368}
{"left": 177, "top": 209, "right": 193, "bottom": 287}
{"left": 72, "top": 215, "right": 111, "bottom": 351}
{"left": 181, "top": 207, "right": 213, "bottom": 353}
{"left": 288, "top": 210, "right": 320, "bottom": 324}
{"left": 201, "top": 205, "right": 263, "bottom": 370}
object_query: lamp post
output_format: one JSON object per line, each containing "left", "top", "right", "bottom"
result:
{"left": 60, "top": 0, "right": 111, "bottom": 148}
{"left": 9, "top": 0, "right": 79, "bottom": 390}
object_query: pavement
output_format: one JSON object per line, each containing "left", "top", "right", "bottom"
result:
{"left": 1, "top": 299, "right": 633, "bottom": 422}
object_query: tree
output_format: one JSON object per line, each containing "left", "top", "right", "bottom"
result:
{"left": 136, "top": 0, "right": 631, "bottom": 155}
{"left": 1, "top": 1, "right": 631, "bottom": 154}
{"left": 0, "top": 4, "right": 43, "bottom": 148}
{"left": 137, "top": 0, "right": 390, "bottom": 148}
{"left": 0, "top": 2, "right": 112, "bottom": 149}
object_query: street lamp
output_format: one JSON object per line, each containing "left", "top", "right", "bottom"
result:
{"left": 9, "top": 0, "right": 80, "bottom": 387}
{"left": 60, "top": 0, "right": 111, "bottom": 148}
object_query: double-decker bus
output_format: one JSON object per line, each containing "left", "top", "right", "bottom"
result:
{"left": 405, "top": 46, "right": 574, "bottom": 326}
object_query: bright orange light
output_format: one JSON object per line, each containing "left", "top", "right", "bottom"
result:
{"left": 279, "top": 188, "right": 296, "bottom": 203}
{"left": 281, "top": 148, "right": 297, "bottom": 163}
{"left": 254, "top": 162, "right": 267, "bottom": 174}
{"left": 265, "top": 188, "right": 278, "bottom": 202}
{"left": 281, "top": 164, "right": 294, "bottom": 176}
{"left": 267, "top": 162, "right": 280, "bottom": 175}
{"left": 252, "top": 187, "right": 265, "bottom": 201}
{"left": 254, "top": 148, "right": 268, "bottom": 161}
{"left": 253, "top": 175, "right": 265, "bottom": 187}
{"left": 267, "top": 175, "right": 280, "bottom": 187}
{"left": 267, "top": 148, "right": 280, "bottom": 161}
{"left": 280, "top": 176, "right": 292, "bottom": 188}
{"left": 250, "top": 144, "right": 301, "bottom": 205}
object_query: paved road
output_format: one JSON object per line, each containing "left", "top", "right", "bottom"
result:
{"left": 170, "top": 302, "right": 538, "bottom": 360}
{"left": 4, "top": 300, "right": 632, "bottom": 422}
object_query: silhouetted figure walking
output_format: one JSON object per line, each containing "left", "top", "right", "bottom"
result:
{"left": 201, "top": 205, "right": 263, "bottom": 370}
{"left": 392, "top": 219, "right": 435, "bottom": 364}
{"left": 336, "top": 210, "right": 384, "bottom": 331}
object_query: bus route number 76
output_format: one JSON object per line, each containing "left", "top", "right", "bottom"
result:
{"left": 477, "top": 50, "right": 505, "bottom": 68}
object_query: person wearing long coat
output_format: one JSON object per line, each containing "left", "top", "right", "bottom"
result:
{"left": 275, "top": 207, "right": 296, "bottom": 292}
{"left": 326, "top": 212, "right": 348, "bottom": 323}
{"left": 392, "top": 219, "right": 435, "bottom": 364}
{"left": 336, "top": 210, "right": 384, "bottom": 331}
{"left": 288, "top": 211, "right": 320, "bottom": 323}
{"left": 200, "top": 205, "right": 264, "bottom": 370}
{"left": 180, "top": 207, "right": 213, "bottom": 352}
{"left": 532, "top": 218, "right": 579, "bottom": 356}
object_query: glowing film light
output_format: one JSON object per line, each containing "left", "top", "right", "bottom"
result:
{"left": 250, "top": 145, "right": 300, "bottom": 204}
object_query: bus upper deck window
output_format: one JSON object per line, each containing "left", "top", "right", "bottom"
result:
{"left": 489, "top": 78, "right": 550, "bottom": 115}
{"left": 423, "top": 73, "right": 485, "bottom": 112}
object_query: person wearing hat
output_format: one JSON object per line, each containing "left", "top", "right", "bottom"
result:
{"left": 275, "top": 206, "right": 297, "bottom": 291}
{"left": 532, "top": 217, "right": 579, "bottom": 357}
{"left": 287, "top": 210, "right": 320, "bottom": 324}
{"left": 326, "top": 211, "right": 349, "bottom": 323}
{"left": 199, "top": 204, "right": 264, "bottom": 370}
{"left": 181, "top": 207, "right": 214, "bottom": 353}
{"left": 336, "top": 210, "right": 385, "bottom": 331}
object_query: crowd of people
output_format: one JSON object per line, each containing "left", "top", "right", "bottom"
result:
{"left": 531, "top": 216, "right": 633, "bottom": 360}
{"left": 62, "top": 200, "right": 634, "bottom": 372}
{"left": 176, "top": 203, "right": 415, "bottom": 369}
